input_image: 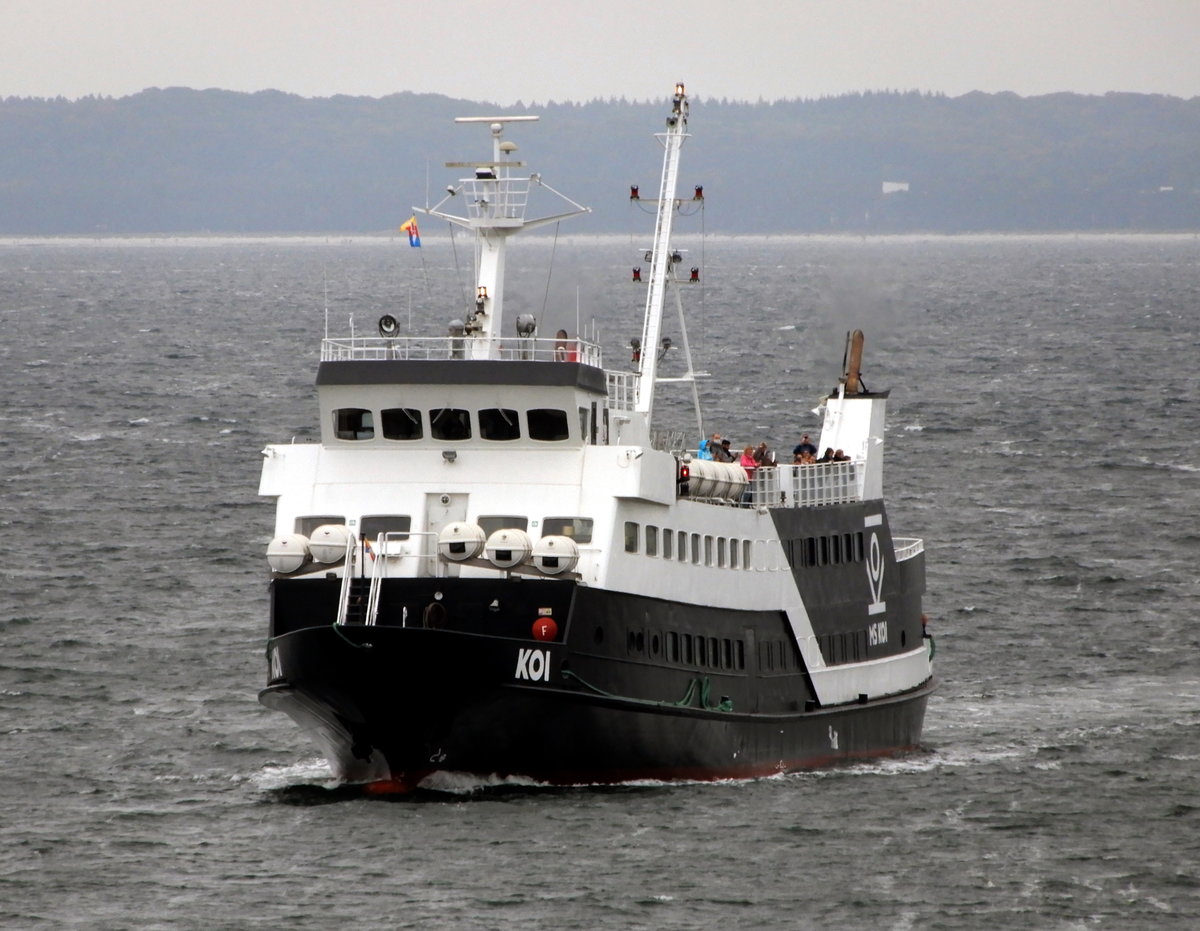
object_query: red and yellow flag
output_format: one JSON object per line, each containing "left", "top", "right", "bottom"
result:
{"left": 400, "top": 216, "right": 420, "bottom": 247}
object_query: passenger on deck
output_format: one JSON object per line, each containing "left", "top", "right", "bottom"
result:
{"left": 792, "top": 433, "right": 818, "bottom": 459}
{"left": 795, "top": 449, "right": 817, "bottom": 465}
{"left": 718, "top": 438, "right": 735, "bottom": 462}
{"left": 739, "top": 445, "right": 757, "bottom": 478}
{"left": 706, "top": 433, "right": 734, "bottom": 462}
{"left": 817, "top": 448, "right": 835, "bottom": 463}
{"left": 554, "top": 329, "right": 577, "bottom": 362}
{"left": 833, "top": 449, "right": 850, "bottom": 461}
{"left": 753, "top": 442, "right": 776, "bottom": 467}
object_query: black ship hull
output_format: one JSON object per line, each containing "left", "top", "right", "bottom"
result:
{"left": 261, "top": 615, "right": 934, "bottom": 791}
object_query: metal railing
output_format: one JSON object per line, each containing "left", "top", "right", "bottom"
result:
{"left": 745, "top": 460, "right": 865, "bottom": 508}
{"left": 651, "top": 429, "right": 689, "bottom": 454}
{"left": 321, "top": 335, "right": 603, "bottom": 367}
{"left": 893, "top": 537, "right": 925, "bottom": 562}
{"left": 606, "top": 370, "right": 637, "bottom": 410}
{"left": 334, "top": 533, "right": 359, "bottom": 626}
{"left": 462, "top": 175, "right": 531, "bottom": 222}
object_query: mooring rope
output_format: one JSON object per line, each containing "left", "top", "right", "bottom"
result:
{"left": 562, "top": 668, "right": 733, "bottom": 712}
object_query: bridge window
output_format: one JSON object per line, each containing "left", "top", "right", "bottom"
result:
{"left": 295, "top": 515, "right": 344, "bottom": 536}
{"left": 729, "top": 538, "right": 739, "bottom": 569}
{"left": 381, "top": 407, "right": 422, "bottom": 440}
{"left": 360, "top": 514, "right": 411, "bottom": 541}
{"left": 528, "top": 408, "right": 570, "bottom": 441}
{"left": 691, "top": 533, "right": 701, "bottom": 565}
{"left": 478, "top": 515, "right": 528, "bottom": 535}
{"left": 334, "top": 408, "right": 373, "bottom": 440}
{"left": 624, "top": 521, "right": 640, "bottom": 553}
{"left": 662, "top": 528, "right": 674, "bottom": 560}
{"left": 479, "top": 408, "right": 521, "bottom": 440}
{"left": 542, "top": 516, "right": 593, "bottom": 544}
{"left": 430, "top": 408, "right": 471, "bottom": 440}
{"left": 646, "top": 525, "right": 659, "bottom": 557}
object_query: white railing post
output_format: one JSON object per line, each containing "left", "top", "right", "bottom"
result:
{"left": 334, "top": 533, "right": 357, "bottom": 626}
{"left": 364, "top": 533, "right": 386, "bottom": 626}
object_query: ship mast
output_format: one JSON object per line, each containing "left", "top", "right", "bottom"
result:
{"left": 633, "top": 83, "right": 690, "bottom": 419}
{"left": 419, "top": 116, "right": 589, "bottom": 359}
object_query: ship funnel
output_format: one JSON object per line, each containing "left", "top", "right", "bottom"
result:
{"left": 843, "top": 329, "right": 866, "bottom": 394}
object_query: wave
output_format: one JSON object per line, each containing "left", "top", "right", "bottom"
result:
{"left": 249, "top": 757, "right": 336, "bottom": 791}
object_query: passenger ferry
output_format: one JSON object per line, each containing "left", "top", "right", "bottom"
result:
{"left": 258, "top": 84, "right": 935, "bottom": 790}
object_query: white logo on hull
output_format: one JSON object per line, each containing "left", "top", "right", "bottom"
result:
{"left": 515, "top": 647, "right": 550, "bottom": 682}
{"left": 865, "top": 513, "right": 886, "bottom": 616}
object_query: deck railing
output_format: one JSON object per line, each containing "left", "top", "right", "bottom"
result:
{"left": 746, "top": 460, "right": 865, "bottom": 508}
{"left": 606, "top": 370, "right": 637, "bottom": 410}
{"left": 462, "top": 175, "right": 531, "bottom": 222}
{"left": 321, "top": 335, "right": 602, "bottom": 367}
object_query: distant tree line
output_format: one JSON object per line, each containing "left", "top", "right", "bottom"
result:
{"left": 0, "top": 87, "right": 1197, "bottom": 234}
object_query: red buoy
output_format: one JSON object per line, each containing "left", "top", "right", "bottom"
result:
{"left": 532, "top": 618, "right": 558, "bottom": 642}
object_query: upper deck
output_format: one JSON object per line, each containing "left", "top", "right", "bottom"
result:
{"left": 321, "top": 334, "right": 603, "bottom": 367}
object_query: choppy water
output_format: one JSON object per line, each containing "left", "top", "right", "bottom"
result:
{"left": 2, "top": 234, "right": 1199, "bottom": 929}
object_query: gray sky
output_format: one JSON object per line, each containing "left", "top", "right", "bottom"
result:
{"left": 6, "top": 0, "right": 1199, "bottom": 102}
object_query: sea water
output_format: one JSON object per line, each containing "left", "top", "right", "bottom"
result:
{"left": 2, "top": 234, "right": 1198, "bottom": 929}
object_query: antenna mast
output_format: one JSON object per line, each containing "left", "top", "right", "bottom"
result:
{"left": 633, "top": 83, "right": 689, "bottom": 419}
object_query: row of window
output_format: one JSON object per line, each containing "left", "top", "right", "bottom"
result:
{"left": 624, "top": 522, "right": 756, "bottom": 569}
{"left": 786, "top": 531, "right": 867, "bottom": 569}
{"left": 298, "top": 514, "right": 866, "bottom": 574}
{"left": 618, "top": 624, "right": 799, "bottom": 674}
{"left": 820, "top": 626, "right": 907, "bottom": 663}
{"left": 333, "top": 406, "right": 584, "bottom": 442}
{"left": 295, "top": 514, "right": 595, "bottom": 544}
{"left": 821, "top": 630, "right": 868, "bottom": 665}
{"left": 623, "top": 522, "right": 868, "bottom": 572}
